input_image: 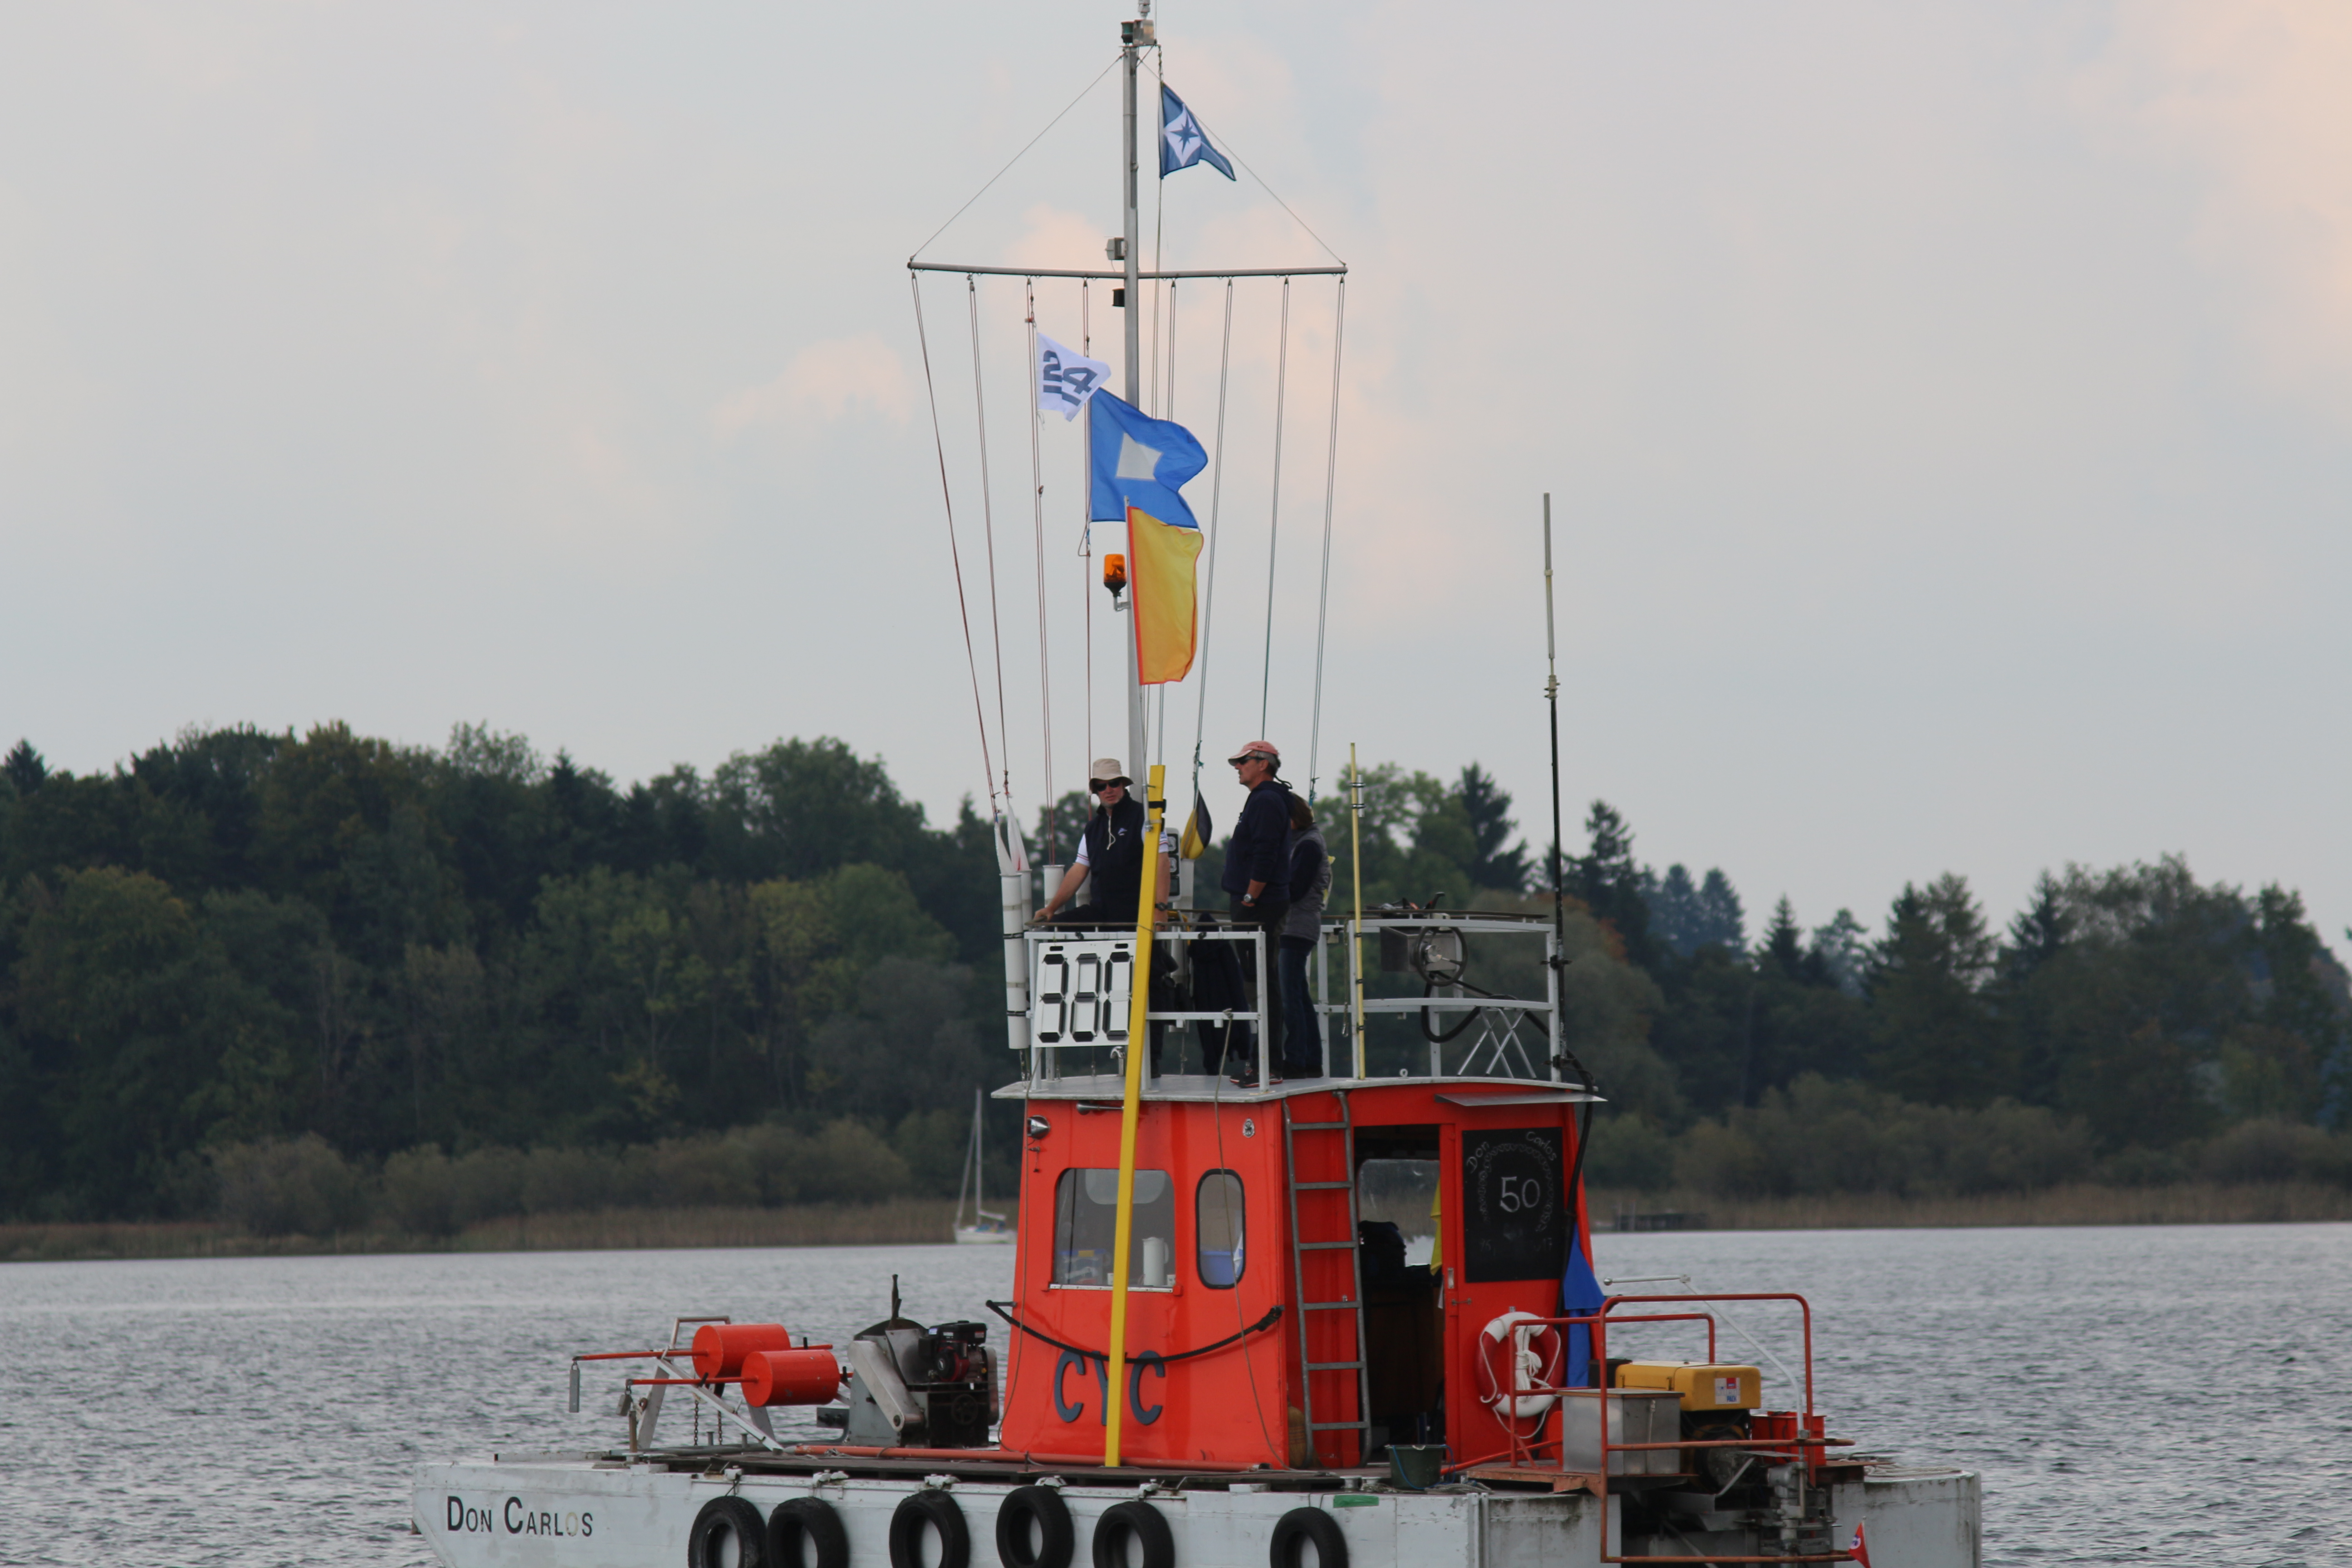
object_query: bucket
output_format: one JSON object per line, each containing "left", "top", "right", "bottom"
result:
{"left": 1388, "top": 1444, "right": 1448, "bottom": 1490}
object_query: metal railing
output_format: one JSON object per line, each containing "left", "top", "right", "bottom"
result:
{"left": 1458, "top": 1293, "right": 1856, "bottom": 1565}
{"left": 1016, "top": 911, "right": 1568, "bottom": 1091}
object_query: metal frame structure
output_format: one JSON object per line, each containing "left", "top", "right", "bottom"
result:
{"left": 1018, "top": 912, "right": 1566, "bottom": 1092}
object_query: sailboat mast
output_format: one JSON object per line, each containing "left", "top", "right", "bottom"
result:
{"left": 1121, "top": 8, "right": 1150, "bottom": 782}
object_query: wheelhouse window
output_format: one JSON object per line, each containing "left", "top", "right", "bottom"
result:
{"left": 1052, "top": 1168, "right": 1175, "bottom": 1288}
{"left": 1196, "top": 1170, "right": 1245, "bottom": 1288}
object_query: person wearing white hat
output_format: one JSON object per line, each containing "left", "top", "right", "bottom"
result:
{"left": 1035, "top": 758, "right": 1148, "bottom": 925}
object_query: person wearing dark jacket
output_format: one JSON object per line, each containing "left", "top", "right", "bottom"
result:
{"left": 1036, "top": 759, "right": 1148, "bottom": 924}
{"left": 1220, "top": 740, "right": 1292, "bottom": 1082}
{"left": 1279, "top": 794, "right": 1332, "bottom": 1077}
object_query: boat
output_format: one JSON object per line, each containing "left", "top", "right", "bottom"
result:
{"left": 411, "top": 10, "right": 1982, "bottom": 1564}
{"left": 955, "top": 1087, "right": 1015, "bottom": 1245}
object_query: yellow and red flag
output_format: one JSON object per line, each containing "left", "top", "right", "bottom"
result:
{"left": 1126, "top": 505, "right": 1203, "bottom": 685}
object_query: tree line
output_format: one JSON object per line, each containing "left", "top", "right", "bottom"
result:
{"left": 2, "top": 726, "right": 2344, "bottom": 1225}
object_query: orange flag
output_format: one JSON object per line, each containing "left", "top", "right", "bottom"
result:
{"left": 1127, "top": 505, "right": 1203, "bottom": 685}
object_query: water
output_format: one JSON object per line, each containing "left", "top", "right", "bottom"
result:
{"left": 1, "top": 1224, "right": 2345, "bottom": 1566}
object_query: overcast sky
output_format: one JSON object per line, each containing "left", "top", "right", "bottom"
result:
{"left": 3, "top": 2, "right": 2347, "bottom": 952}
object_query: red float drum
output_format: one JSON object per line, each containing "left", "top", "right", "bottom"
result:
{"left": 742, "top": 1348, "right": 844, "bottom": 1407}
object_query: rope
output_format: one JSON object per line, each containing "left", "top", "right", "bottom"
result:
{"left": 1189, "top": 279, "right": 1235, "bottom": 812}
{"left": 1081, "top": 281, "right": 1094, "bottom": 776}
{"left": 910, "top": 55, "right": 1121, "bottom": 261}
{"left": 1259, "top": 277, "right": 1292, "bottom": 738}
{"left": 967, "top": 278, "right": 1013, "bottom": 814}
{"left": 909, "top": 272, "right": 998, "bottom": 806}
{"left": 1026, "top": 279, "right": 1055, "bottom": 862}
{"left": 1306, "top": 277, "right": 1348, "bottom": 804}
{"left": 985, "top": 1299, "right": 1283, "bottom": 1364}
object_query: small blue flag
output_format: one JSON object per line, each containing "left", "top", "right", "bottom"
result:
{"left": 1160, "top": 85, "right": 1236, "bottom": 181}
{"left": 1562, "top": 1215, "right": 1606, "bottom": 1387}
{"left": 1088, "top": 392, "right": 1207, "bottom": 528}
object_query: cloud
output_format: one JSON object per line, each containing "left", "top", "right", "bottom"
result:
{"left": 2080, "top": 2, "right": 2352, "bottom": 418}
{"left": 714, "top": 333, "right": 911, "bottom": 435}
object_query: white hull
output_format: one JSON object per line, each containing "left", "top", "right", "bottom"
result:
{"left": 953, "top": 1227, "right": 1014, "bottom": 1245}
{"left": 414, "top": 1456, "right": 1978, "bottom": 1568}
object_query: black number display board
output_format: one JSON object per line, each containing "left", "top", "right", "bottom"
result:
{"left": 1460, "top": 1127, "right": 1566, "bottom": 1283}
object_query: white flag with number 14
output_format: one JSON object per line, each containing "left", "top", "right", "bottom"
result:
{"left": 1037, "top": 333, "right": 1111, "bottom": 421}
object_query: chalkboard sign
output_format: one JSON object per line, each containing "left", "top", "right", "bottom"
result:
{"left": 1460, "top": 1127, "right": 1566, "bottom": 1283}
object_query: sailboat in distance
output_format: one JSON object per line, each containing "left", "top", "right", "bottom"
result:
{"left": 951, "top": 1086, "right": 1013, "bottom": 1244}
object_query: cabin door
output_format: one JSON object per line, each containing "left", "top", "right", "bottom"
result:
{"left": 1438, "top": 1114, "right": 1573, "bottom": 1470}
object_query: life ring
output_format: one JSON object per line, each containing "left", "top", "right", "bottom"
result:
{"left": 688, "top": 1496, "right": 768, "bottom": 1568}
{"left": 1474, "top": 1309, "right": 1564, "bottom": 1424}
{"left": 1090, "top": 1499, "right": 1174, "bottom": 1568}
{"left": 889, "top": 1490, "right": 970, "bottom": 1568}
{"left": 996, "top": 1485, "right": 1075, "bottom": 1568}
{"left": 767, "top": 1497, "right": 848, "bottom": 1568}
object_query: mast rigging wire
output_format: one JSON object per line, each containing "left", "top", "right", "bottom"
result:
{"left": 1025, "top": 279, "right": 1055, "bottom": 862}
{"left": 908, "top": 273, "right": 998, "bottom": 808}
{"left": 966, "top": 278, "right": 1014, "bottom": 817}
{"left": 1305, "top": 278, "right": 1348, "bottom": 803}
{"left": 1081, "top": 281, "right": 1093, "bottom": 783}
{"left": 1259, "top": 277, "right": 1291, "bottom": 738}
{"left": 910, "top": 56, "right": 1121, "bottom": 263}
{"left": 1189, "top": 278, "right": 1235, "bottom": 814}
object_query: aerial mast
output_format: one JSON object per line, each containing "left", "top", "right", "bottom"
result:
{"left": 1120, "top": 5, "right": 1151, "bottom": 782}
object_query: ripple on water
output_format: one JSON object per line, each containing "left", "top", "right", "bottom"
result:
{"left": 0, "top": 1225, "right": 2345, "bottom": 1566}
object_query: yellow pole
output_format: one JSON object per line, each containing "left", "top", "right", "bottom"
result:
{"left": 1349, "top": 744, "right": 1366, "bottom": 1078}
{"left": 1103, "top": 762, "right": 1165, "bottom": 1467}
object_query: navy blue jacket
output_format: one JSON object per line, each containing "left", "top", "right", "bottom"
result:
{"left": 1220, "top": 779, "right": 1293, "bottom": 897}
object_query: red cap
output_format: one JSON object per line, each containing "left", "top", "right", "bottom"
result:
{"left": 1226, "top": 740, "right": 1280, "bottom": 763}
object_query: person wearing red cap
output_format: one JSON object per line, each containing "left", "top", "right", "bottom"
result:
{"left": 1220, "top": 741, "right": 1293, "bottom": 1083}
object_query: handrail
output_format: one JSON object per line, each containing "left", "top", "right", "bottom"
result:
{"left": 1478, "top": 1294, "right": 1848, "bottom": 1566}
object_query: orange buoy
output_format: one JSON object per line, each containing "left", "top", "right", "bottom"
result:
{"left": 742, "top": 1348, "right": 844, "bottom": 1407}
{"left": 690, "top": 1323, "right": 795, "bottom": 1380}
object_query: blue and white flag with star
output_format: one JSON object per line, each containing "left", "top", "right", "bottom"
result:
{"left": 1037, "top": 333, "right": 1111, "bottom": 421}
{"left": 1088, "top": 392, "right": 1207, "bottom": 529}
{"left": 1160, "top": 84, "right": 1235, "bottom": 181}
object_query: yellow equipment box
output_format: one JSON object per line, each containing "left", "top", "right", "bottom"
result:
{"left": 1614, "top": 1360, "right": 1762, "bottom": 1411}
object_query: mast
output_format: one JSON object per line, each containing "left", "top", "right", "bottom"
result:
{"left": 1121, "top": 7, "right": 1151, "bottom": 783}
{"left": 1544, "top": 494, "right": 1569, "bottom": 1080}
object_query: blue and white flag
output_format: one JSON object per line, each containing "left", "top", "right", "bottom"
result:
{"left": 1037, "top": 333, "right": 1111, "bottom": 421}
{"left": 1088, "top": 392, "right": 1207, "bottom": 529}
{"left": 1160, "top": 84, "right": 1235, "bottom": 181}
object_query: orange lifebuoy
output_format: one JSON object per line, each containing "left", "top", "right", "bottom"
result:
{"left": 1475, "top": 1310, "right": 1564, "bottom": 1425}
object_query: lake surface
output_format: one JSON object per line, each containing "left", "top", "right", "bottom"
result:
{"left": 1, "top": 1224, "right": 2344, "bottom": 1566}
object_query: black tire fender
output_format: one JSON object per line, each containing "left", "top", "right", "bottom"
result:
{"left": 1269, "top": 1506, "right": 1347, "bottom": 1568}
{"left": 889, "top": 1489, "right": 970, "bottom": 1568}
{"left": 1090, "top": 1499, "right": 1175, "bottom": 1568}
{"left": 689, "top": 1495, "right": 769, "bottom": 1568}
{"left": 996, "top": 1485, "right": 1076, "bottom": 1568}
{"left": 767, "top": 1496, "right": 849, "bottom": 1568}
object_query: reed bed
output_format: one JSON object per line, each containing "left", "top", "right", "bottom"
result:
{"left": 0, "top": 1199, "right": 968, "bottom": 1264}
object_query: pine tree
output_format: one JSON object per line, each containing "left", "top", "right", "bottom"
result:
{"left": 1573, "top": 800, "right": 1657, "bottom": 970}
{"left": 3, "top": 739, "right": 46, "bottom": 796}
{"left": 1456, "top": 764, "right": 1533, "bottom": 892}
{"left": 1695, "top": 868, "right": 1746, "bottom": 954}
{"left": 1761, "top": 897, "right": 1806, "bottom": 980}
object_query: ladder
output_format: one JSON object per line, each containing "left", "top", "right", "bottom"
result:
{"left": 1283, "top": 1091, "right": 1374, "bottom": 1468}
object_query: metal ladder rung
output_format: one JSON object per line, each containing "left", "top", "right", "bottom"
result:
{"left": 1284, "top": 1091, "right": 1372, "bottom": 1468}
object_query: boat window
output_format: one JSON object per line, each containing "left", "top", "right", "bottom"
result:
{"left": 1356, "top": 1158, "right": 1442, "bottom": 1275}
{"left": 1196, "top": 1170, "right": 1245, "bottom": 1288}
{"left": 1052, "top": 1168, "right": 1176, "bottom": 1289}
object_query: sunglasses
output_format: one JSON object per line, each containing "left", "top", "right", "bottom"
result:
{"left": 1228, "top": 754, "right": 1267, "bottom": 766}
